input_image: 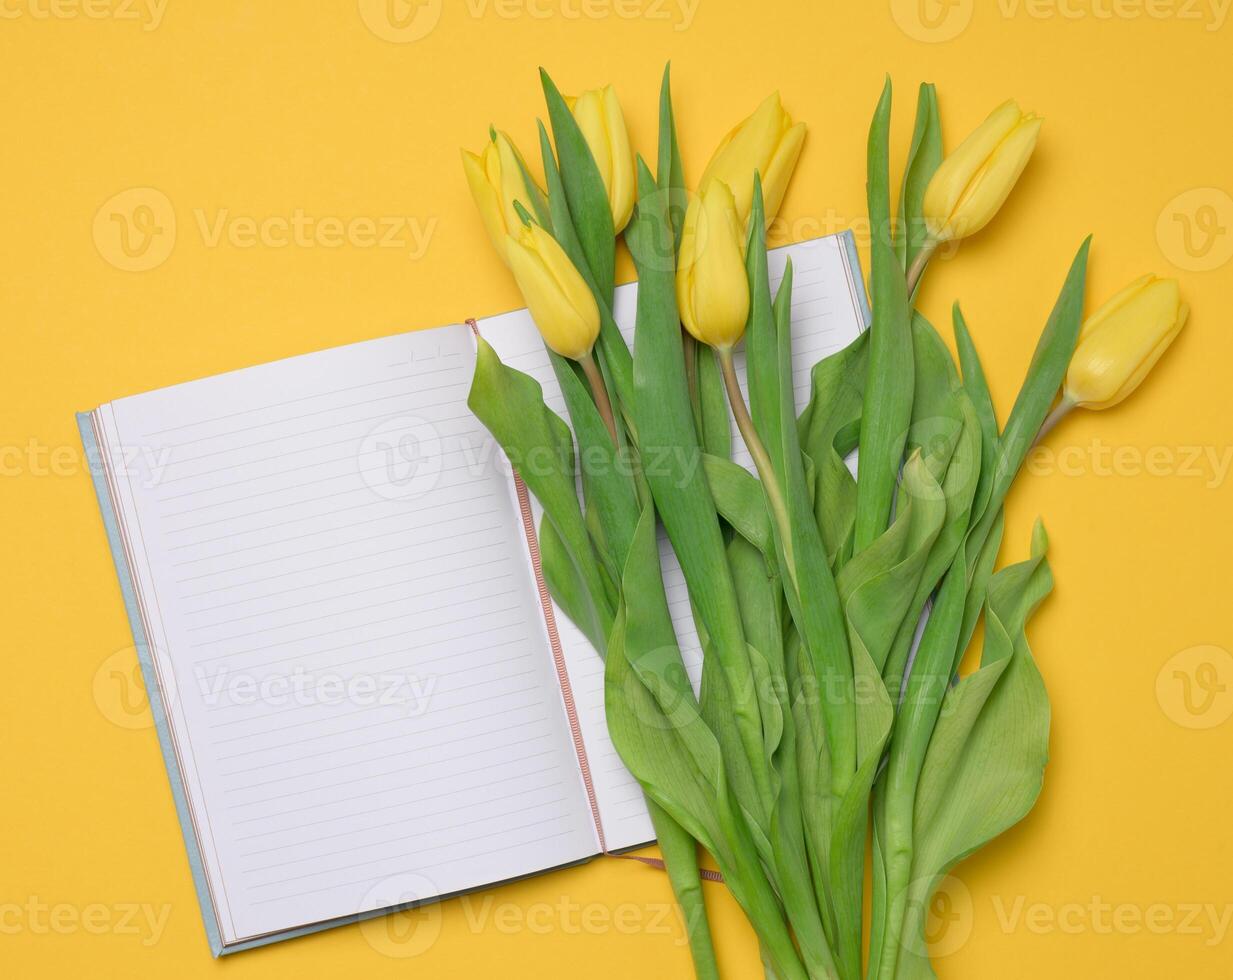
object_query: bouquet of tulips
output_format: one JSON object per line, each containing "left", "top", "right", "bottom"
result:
{"left": 460, "top": 68, "right": 1187, "bottom": 980}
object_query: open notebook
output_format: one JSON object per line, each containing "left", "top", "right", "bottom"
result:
{"left": 78, "top": 232, "right": 869, "bottom": 955}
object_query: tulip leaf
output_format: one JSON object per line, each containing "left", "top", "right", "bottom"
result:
{"left": 899, "top": 523, "right": 1053, "bottom": 978}
{"left": 895, "top": 83, "right": 942, "bottom": 274}
{"left": 606, "top": 506, "right": 806, "bottom": 980}
{"left": 882, "top": 315, "right": 982, "bottom": 701}
{"left": 468, "top": 338, "right": 612, "bottom": 642}
{"left": 971, "top": 237, "right": 1090, "bottom": 554}
{"left": 626, "top": 156, "right": 771, "bottom": 826}
{"left": 701, "top": 454, "right": 774, "bottom": 557}
{"left": 855, "top": 77, "right": 915, "bottom": 555}
{"left": 538, "top": 515, "right": 607, "bottom": 654}
{"left": 953, "top": 302, "right": 1001, "bottom": 530}
{"left": 656, "top": 62, "right": 688, "bottom": 253}
{"left": 799, "top": 330, "right": 868, "bottom": 569}
{"left": 540, "top": 68, "right": 616, "bottom": 303}
{"left": 537, "top": 120, "right": 636, "bottom": 417}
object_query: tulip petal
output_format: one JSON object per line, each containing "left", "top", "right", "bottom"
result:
{"left": 1067, "top": 278, "right": 1185, "bottom": 408}
{"left": 922, "top": 100, "right": 1025, "bottom": 239}
{"left": 947, "top": 116, "right": 1041, "bottom": 239}
{"left": 462, "top": 147, "right": 510, "bottom": 264}
{"left": 761, "top": 121, "right": 807, "bottom": 228}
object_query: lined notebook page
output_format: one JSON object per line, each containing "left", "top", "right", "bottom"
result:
{"left": 94, "top": 325, "right": 597, "bottom": 944}
{"left": 479, "top": 233, "right": 869, "bottom": 850}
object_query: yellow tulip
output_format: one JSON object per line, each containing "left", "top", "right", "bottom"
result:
{"left": 461, "top": 130, "right": 543, "bottom": 265}
{"left": 676, "top": 181, "right": 750, "bottom": 350}
{"left": 567, "top": 85, "right": 636, "bottom": 233}
{"left": 922, "top": 100, "right": 1042, "bottom": 243}
{"left": 699, "top": 92, "right": 807, "bottom": 228}
{"left": 505, "top": 222, "right": 601, "bottom": 361}
{"left": 1064, "top": 275, "right": 1188, "bottom": 410}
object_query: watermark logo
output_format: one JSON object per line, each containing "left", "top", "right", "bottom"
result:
{"left": 93, "top": 646, "right": 173, "bottom": 731}
{"left": 93, "top": 187, "right": 177, "bottom": 272}
{"left": 1157, "top": 644, "right": 1233, "bottom": 730}
{"left": 899, "top": 874, "right": 974, "bottom": 959}
{"left": 1157, "top": 187, "right": 1233, "bottom": 272}
{"left": 890, "top": 0, "right": 974, "bottom": 42}
{"left": 359, "top": 416, "right": 445, "bottom": 501}
{"left": 358, "top": 0, "right": 443, "bottom": 42}
{"left": 358, "top": 873, "right": 443, "bottom": 957}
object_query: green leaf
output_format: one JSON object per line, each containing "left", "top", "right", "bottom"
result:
{"left": 626, "top": 158, "right": 770, "bottom": 826}
{"left": 970, "top": 238, "right": 1090, "bottom": 555}
{"left": 855, "top": 77, "right": 915, "bottom": 554}
{"left": 606, "top": 508, "right": 808, "bottom": 980}
{"left": 898, "top": 523, "right": 1053, "bottom": 978}
{"left": 702, "top": 454, "right": 774, "bottom": 556}
{"left": 540, "top": 68, "right": 616, "bottom": 302}
{"left": 882, "top": 316, "right": 982, "bottom": 701}
{"left": 655, "top": 62, "right": 688, "bottom": 254}
{"left": 953, "top": 303, "right": 1000, "bottom": 530}
{"left": 468, "top": 338, "right": 611, "bottom": 642}
{"left": 539, "top": 515, "right": 606, "bottom": 654}
{"left": 537, "top": 120, "right": 636, "bottom": 417}
{"left": 895, "top": 83, "right": 942, "bottom": 274}
{"left": 799, "top": 331, "right": 868, "bottom": 568}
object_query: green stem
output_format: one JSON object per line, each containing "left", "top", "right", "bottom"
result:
{"left": 580, "top": 350, "right": 620, "bottom": 446}
{"left": 1033, "top": 395, "right": 1075, "bottom": 447}
{"left": 716, "top": 346, "right": 797, "bottom": 585}
{"left": 906, "top": 239, "right": 938, "bottom": 297}
{"left": 647, "top": 802, "right": 720, "bottom": 980}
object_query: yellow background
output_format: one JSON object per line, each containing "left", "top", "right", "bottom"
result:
{"left": 3, "top": 1, "right": 1231, "bottom": 976}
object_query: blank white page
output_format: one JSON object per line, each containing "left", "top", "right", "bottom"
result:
{"left": 478, "top": 233, "right": 869, "bottom": 850}
{"left": 94, "top": 324, "right": 597, "bottom": 945}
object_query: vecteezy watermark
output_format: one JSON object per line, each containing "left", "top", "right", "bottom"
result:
{"left": 194, "top": 665, "right": 437, "bottom": 715}
{"left": 359, "top": 417, "right": 446, "bottom": 501}
{"left": 1157, "top": 187, "right": 1233, "bottom": 272}
{"left": 892, "top": 0, "right": 1230, "bottom": 41}
{"left": 92, "top": 645, "right": 178, "bottom": 731}
{"left": 3, "top": 436, "right": 173, "bottom": 486}
{"left": 93, "top": 187, "right": 177, "bottom": 272}
{"left": 93, "top": 187, "right": 437, "bottom": 271}
{"left": 358, "top": 872, "right": 686, "bottom": 959}
{"left": 0, "top": 898, "right": 172, "bottom": 946}
{"left": 890, "top": 0, "right": 975, "bottom": 43}
{"left": 193, "top": 209, "right": 437, "bottom": 257}
{"left": 1156, "top": 645, "right": 1233, "bottom": 730}
{"left": 357, "top": 0, "right": 698, "bottom": 43}
{"left": 0, "top": 0, "right": 169, "bottom": 30}
{"left": 992, "top": 896, "right": 1233, "bottom": 946}
{"left": 358, "top": 873, "right": 443, "bottom": 958}
{"left": 1026, "top": 439, "right": 1233, "bottom": 489}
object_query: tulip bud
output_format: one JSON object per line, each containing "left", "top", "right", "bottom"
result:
{"left": 505, "top": 221, "right": 601, "bottom": 361}
{"left": 699, "top": 92, "right": 807, "bottom": 229}
{"left": 676, "top": 181, "right": 750, "bottom": 350}
{"left": 922, "top": 100, "right": 1042, "bottom": 243}
{"left": 1064, "top": 275, "right": 1188, "bottom": 410}
{"left": 567, "top": 85, "right": 636, "bottom": 233}
{"left": 461, "top": 130, "right": 544, "bottom": 265}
